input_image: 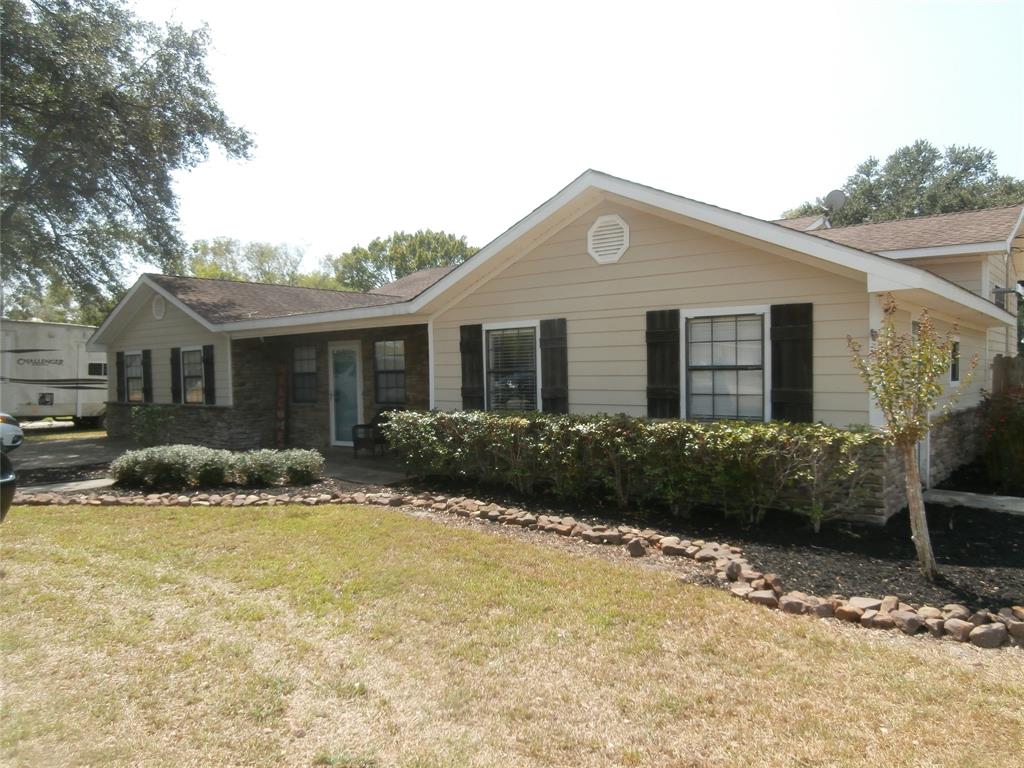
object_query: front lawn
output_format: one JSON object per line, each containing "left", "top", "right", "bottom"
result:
{"left": 2, "top": 505, "right": 1021, "bottom": 767}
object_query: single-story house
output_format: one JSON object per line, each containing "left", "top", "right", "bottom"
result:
{"left": 90, "top": 171, "right": 1022, "bottom": 521}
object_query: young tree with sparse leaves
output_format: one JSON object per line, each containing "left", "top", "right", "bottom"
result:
{"left": 848, "top": 295, "right": 977, "bottom": 580}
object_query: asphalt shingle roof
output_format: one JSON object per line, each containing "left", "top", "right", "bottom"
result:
{"left": 775, "top": 204, "right": 1023, "bottom": 252}
{"left": 371, "top": 265, "right": 459, "bottom": 299}
{"left": 146, "top": 274, "right": 405, "bottom": 324}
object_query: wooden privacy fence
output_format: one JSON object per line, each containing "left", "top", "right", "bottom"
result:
{"left": 992, "top": 354, "right": 1024, "bottom": 394}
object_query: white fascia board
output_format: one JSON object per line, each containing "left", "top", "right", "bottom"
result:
{"left": 878, "top": 242, "right": 1005, "bottom": 260}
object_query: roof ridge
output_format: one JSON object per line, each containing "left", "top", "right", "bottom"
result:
{"left": 146, "top": 272, "right": 403, "bottom": 298}
{"left": 818, "top": 202, "right": 1024, "bottom": 232}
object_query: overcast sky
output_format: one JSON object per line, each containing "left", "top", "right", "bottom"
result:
{"left": 133, "top": 0, "right": 1024, "bottom": 272}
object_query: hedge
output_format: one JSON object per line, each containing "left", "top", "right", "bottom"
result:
{"left": 383, "top": 411, "right": 879, "bottom": 527}
{"left": 111, "top": 445, "right": 324, "bottom": 490}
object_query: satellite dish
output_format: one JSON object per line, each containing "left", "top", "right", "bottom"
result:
{"left": 824, "top": 189, "right": 847, "bottom": 213}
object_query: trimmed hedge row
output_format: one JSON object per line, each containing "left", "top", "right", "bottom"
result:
{"left": 111, "top": 445, "right": 325, "bottom": 490}
{"left": 384, "top": 411, "right": 879, "bottom": 527}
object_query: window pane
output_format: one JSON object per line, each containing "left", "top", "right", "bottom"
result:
{"left": 294, "top": 345, "right": 317, "bottom": 374}
{"left": 127, "top": 379, "right": 143, "bottom": 402}
{"left": 737, "top": 316, "right": 762, "bottom": 340}
{"left": 185, "top": 377, "right": 204, "bottom": 404}
{"left": 487, "top": 327, "right": 537, "bottom": 411}
{"left": 688, "top": 319, "right": 712, "bottom": 342}
{"left": 713, "top": 369, "right": 737, "bottom": 394}
{"left": 690, "top": 370, "right": 713, "bottom": 394}
{"left": 182, "top": 349, "right": 203, "bottom": 377}
{"left": 374, "top": 340, "right": 406, "bottom": 403}
{"left": 689, "top": 394, "right": 713, "bottom": 418}
{"left": 712, "top": 317, "right": 736, "bottom": 341}
{"left": 125, "top": 354, "right": 142, "bottom": 378}
{"left": 714, "top": 394, "right": 737, "bottom": 417}
{"left": 738, "top": 369, "right": 762, "bottom": 395}
{"left": 736, "top": 340, "right": 762, "bottom": 366}
{"left": 712, "top": 341, "right": 736, "bottom": 366}
{"left": 689, "top": 342, "right": 711, "bottom": 366}
{"left": 738, "top": 395, "right": 762, "bottom": 419}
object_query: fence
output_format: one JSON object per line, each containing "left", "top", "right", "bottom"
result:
{"left": 992, "top": 354, "right": 1024, "bottom": 394}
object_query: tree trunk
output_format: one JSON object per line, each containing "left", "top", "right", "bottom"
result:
{"left": 900, "top": 440, "right": 938, "bottom": 581}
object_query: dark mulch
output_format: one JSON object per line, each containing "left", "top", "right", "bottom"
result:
{"left": 401, "top": 477, "right": 1024, "bottom": 611}
{"left": 17, "top": 463, "right": 111, "bottom": 487}
{"left": 936, "top": 460, "right": 1000, "bottom": 495}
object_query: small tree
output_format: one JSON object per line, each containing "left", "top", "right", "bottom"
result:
{"left": 848, "top": 295, "right": 977, "bottom": 580}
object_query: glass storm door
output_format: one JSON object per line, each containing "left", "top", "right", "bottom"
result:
{"left": 331, "top": 344, "right": 360, "bottom": 445}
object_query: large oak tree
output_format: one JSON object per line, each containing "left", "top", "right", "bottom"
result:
{"left": 1, "top": 0, "right": 251, "bottom": 313}
{"left": 329, "top": 230, "right": 478, "bottom": 292}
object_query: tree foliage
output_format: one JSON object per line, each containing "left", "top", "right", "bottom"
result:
{"left": 187, "top": 238, "right": 344, "bottom": 289}
{"left": 1, "top": 275, "right": 119, "bottom": 325}
{"left": 0, "top": 0, "right": 252, "bottom": 310}
{"left": 328, "top": 230, "right": 478, "bottom": 292}
{"left": 847, "top": 294, "right": 977, "bottom": 580}
{"left": 783, "top": 140, "right": 1024, "bottom": 226}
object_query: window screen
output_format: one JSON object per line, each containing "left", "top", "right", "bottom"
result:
{"left": 486, "top": 327, "right": 537, "bottom": 411}
{"left": 88, "top": 362, "right": 107, "bottom": 376}
{"left": 182, "top": 349, "right": 204, "bottom": 404}
{"left": 687, "top": 314, "right": 764, "bottom": 421}
{"left": 292, "top": 345, "right": 317, "bottom": 403}
{"left": 374, "top": 340, "right": 406, "bottom": 404}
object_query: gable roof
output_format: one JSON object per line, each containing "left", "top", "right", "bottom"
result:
{"left": 146, "top": 274, "right": 405, "bottom": 324}
{"left": 775, "top": 204, "right": 1023, "bottom": 253}
{"left": 371, "top": 265, "right": 458, "bottom": 299}
{"left": 90, "top": 170, "right": 1017, "bottom": 348}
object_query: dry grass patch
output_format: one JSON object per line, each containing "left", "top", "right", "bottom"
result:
{"left": 1, "top": 504, "right": 1021, "bottom": 767}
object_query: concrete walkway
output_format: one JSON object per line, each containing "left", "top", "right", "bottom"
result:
{"left": 20, "top": 478, "right": 117, "bottom": 495}
{"left": 924, "top": 489, "right": 1024, "bottom": 517}
{"left": 13, "top": 435, "right": 136, "bottom": 471}
{"left": 321, "top": 448, "right": 406, "bottom": 486}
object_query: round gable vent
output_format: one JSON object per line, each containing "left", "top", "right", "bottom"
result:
{"left": 587, "top": 214, "right": 629, "bottom": 264}
{"left": 152, "top": 294, "right": 166, "bottom": 320}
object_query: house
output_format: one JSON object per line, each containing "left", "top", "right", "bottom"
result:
{"left": 89, "top": 170, "right": 1022, "bottom": 520}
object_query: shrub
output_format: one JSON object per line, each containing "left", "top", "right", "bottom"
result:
{"left": 111, "top": 445, "right": 324, "bottom": 490}
{"left": 983, "top": 390, "right": 1024, "bottom": 495}
{"left": 384, "top": 411, "right": 878, "bottom": 528}
{"left": 128, "top": 405, "right": 175, "bottom": 446}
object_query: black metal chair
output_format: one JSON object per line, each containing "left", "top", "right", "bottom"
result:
{"left": 351, "top": 407, "right": 404, "bottom": 458}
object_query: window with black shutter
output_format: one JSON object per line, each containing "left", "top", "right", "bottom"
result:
{"left": 770, "top": 303, "right": 813, "bottom": 422}
{"left": 485, "top": 327, "right": 537, "bottom": 411}
{"left": 686, "top": 314, "right": 764, "bottom": 421}
{"left": 460, "top": 324, "right": 484, "bottom": 410}
{"left": 646, "top": 309, "right": 680, "bottom": 418}
{"left": 540, "top": 318, "right": 568, "bottom": 413}
{"left": 124, "top": 352, "right": 144, "bottom": 403}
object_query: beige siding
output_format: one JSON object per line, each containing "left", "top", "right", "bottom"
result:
{"left": 434, "top": 201, "right": 870, "bottom": 427}
{"left": 105, "top": 288, "right": 232, "bottom": 405}
{"left": 906, "top": 256, "right": 984, "bottom": 295}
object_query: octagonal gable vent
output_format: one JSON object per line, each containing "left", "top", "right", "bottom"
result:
{"left": 587, "top": 214, "right": 629, "bottom": 264}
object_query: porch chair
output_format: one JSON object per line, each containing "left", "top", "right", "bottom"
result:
{"left": 351, "top": 407, "right": 404, "bottom": 458}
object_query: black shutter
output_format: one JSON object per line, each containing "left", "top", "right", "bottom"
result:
{"left": 460, "top": 324, "right": 484, "bottom": 410}
{"left": 770, "top": 303, "right": 813, "bottom": 422}
{"left": 170, "top": 348, "right": 182, "bottom": 404}
{"left": 115, "top": 351, "right": 125, "bottom": 402}
{"left": 141, "top": 349, "right": 153, "bottom": 403}
{"left": 202, "top": 344, "right": 216, "bottom": 405}
{"left": 540, "top": 318, "right": 568, "bottom": 413}
{"left": 646, "top": 309, "right": 680, "bottom": 418}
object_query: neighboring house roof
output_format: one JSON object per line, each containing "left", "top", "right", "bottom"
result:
{"left": 90, "top": 170, "right": 1018, "bottom": 348}
{"left": 145, "top": 274, "right": 405, "bottom": 324}
{"left": 371, "top": 265, "right": 459, "bottom": 299}
{"left": 774, "top": 204, "right": 1024, "bottom": 253}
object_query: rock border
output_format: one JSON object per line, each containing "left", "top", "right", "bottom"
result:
{"left": 11, "top": 487, "right": 1023, "bottom": 650}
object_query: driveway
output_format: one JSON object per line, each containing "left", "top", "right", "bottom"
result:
{"left": 12, "top": 435, "right": 136, "bottom": 472}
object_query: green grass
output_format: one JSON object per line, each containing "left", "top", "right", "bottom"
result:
{"left": 1, "top": 504, "right": 1021, "bottom": 767}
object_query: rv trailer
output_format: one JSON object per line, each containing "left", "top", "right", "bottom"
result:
{"left": 0, "top": 318, "right": 108, "bottom": 426}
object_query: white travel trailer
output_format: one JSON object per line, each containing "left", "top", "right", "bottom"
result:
{"left": 0, "top": 318, "right": 108, "bottom": 425}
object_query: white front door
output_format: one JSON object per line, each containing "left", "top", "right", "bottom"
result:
{"left": 329, "top": 342, "right": 362, "bottom": 446}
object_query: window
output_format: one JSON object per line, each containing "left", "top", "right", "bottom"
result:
{"left": 486, "top": 327, "right": 537, "bottom": 411}
{"left": 686, "top": 314, "right": 764, "bottom": 421}
{"left": 88, "top": 362, "right": 107, "bottom": 376}
{"left": 950, "top": 341, "right": 960, "bottom": 383}
{"left": 124, "top": 353, "right": 143, "bottom": 402}
{"left": 374, "top": 340, "right": 406, "bottom": 404}
{"left": 181, "top": 348, "right": 205, "bottom": 404}
{"left": 292, "top": 345, "right": 317, "bottom": 403}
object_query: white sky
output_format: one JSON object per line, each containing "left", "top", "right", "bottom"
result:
{"left": 132, "top": 0, "right": 1024, "bottom": 272}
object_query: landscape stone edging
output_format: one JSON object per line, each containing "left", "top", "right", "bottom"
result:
{"left": 11, "top": 488, "right": 1023, "bottom": 650}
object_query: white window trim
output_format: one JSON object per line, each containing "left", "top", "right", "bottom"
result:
{"left": 180, "top": 345, "right": 205, "bottom": 405}
{"left": 123, "top": 349, "right": 143, "bottom": 403}
{"left": 679, "top": 305, "right": 772, "bottom": 423}
{"left": 482, "top": 319, "right": 543, "bottom": 413}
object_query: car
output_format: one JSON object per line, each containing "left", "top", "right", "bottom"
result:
{"left": 0, "top": 452, "right": 15, "bottom": 522}
{"left": 0, "top": 413, "right": 24, "bottom": 453}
